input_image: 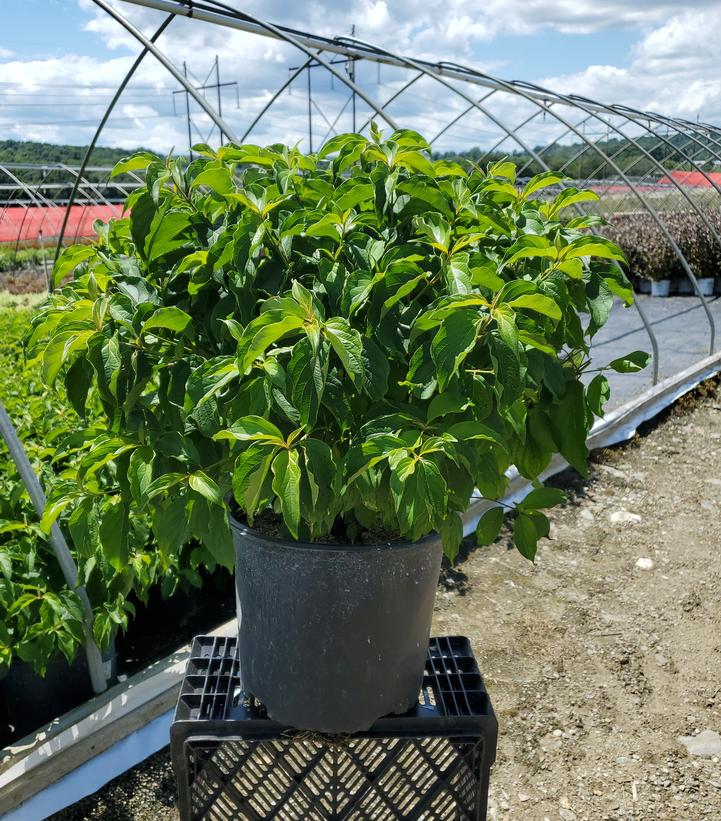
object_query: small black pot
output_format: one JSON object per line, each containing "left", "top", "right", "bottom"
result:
{"left": 230, "top": 517, "right": 443, "bottom": 733}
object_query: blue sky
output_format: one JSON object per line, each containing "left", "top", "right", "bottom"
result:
{"left": 1, "top": 1, "right": 719, "bottom": 153}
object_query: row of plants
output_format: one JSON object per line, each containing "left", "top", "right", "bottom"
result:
{"left": 604, "top": 208, "right": 721, "bottom": 284}
{"left": 0, "top": 308, "right": 226, "bottom": 680}
{"left": 0, "top": 247, "right": 51, "bottom": 272}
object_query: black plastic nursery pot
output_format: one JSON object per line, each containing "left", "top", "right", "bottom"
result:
{"left": 0, "top": 643, "right": 115, "bottom": 748}
{"left": 230, "top": 516, "right": 444, "bottom": 734}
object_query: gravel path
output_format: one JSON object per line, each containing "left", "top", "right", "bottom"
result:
{"left": 52, "top": 378, "right": 721, "bottom": 820}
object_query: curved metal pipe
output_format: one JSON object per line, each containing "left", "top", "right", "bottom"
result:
{"left": 428, "top": 89, "right": 498, "bottom": 147}
{"left": 241, "top": 54, "right": 315, "bottom": 142}
{"left": 357, "top": 72, "right": 424, "bottom": 135}
{"left": 92, "top": 0, "right": 238, "bottom": 140}
{"left": 438, "top": 63, "right": 666, "bottom": 379}
{"left": 54, "top": 14, "right": 175, "bottom": 262}
{"left": 526, "top": 88, "right": 716, "bottom": 351}
{"left": 0, "top": 400, "right": 106, "bottom": 693}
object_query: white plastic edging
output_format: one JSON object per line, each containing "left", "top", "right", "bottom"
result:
{"left": 2, "top": 350, "right": 721, "bottom": 819}
{"left": 2, "top": 710, "right": 173, "bottom": 821}
{"left": 0, "top": 620, "right": 236, "bottom": 819}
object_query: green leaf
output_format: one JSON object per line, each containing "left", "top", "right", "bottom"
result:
{"left": 190, "top": 164, "right": 234, "bottom": 194}
{"left": 64, "top": 357, "right": 94, "bottom": 417}
{"left": 214, "top": 415, "right": 285, "bottom": 444}
{"left": 564, "top": 236, "right": 626, "bottom": 262}
{"left": 271, "top": 449, "right": 302, "bottom": 539}
{"left": 439, "top": 512, "right": 463, "bottom": 563}
{"left": 142, "top": 306, "right": 192, "bottom": 334}
{"left": 288, "top": 337, "right": 327, "bottom": 427}
{"left": 99, "top": 500, "right": 129, "bottom": 571}
{"left": 447, "top": 421, "right": 506, "bottom": 449}
{"left": 430, "top": 309, "right": 479, "bottom": 391}
{"left": 324, "top": 317, "right": 364, "bottom": 383}
{"left": 318, "top": 132, "right": 367, "bottom": 159}
{"left": 233, "top": 443, "right": 277, "bottom": 515}
{"left": 476, "top": 506, "right": 504, "bottom": 545}
{"left": 545, "top": 187, "right": 599, "bottom": 217}
{"left": 487, "top": 160, "right": 517, "bottom": 182}
{"left": 146, "top": 472, "right": 186, "bottom": 499}
{"left": 204, "top": 504, "right": 234, "bottom": 568}
{"left": 189, "top": 471, "right": 223, "bottom": 506}
{"left": 549, "top": 381, "right": 589, "bottom": 477}
{"left": 501, "top": 236, "right": 557, "bottom": 270}
{"left": 586, "top": 273, "right": 614, "bottom": 336}
{"left": 40, "top": 496, "right": 77, "bottom": 533}
{"left": 587, "top": 374, "right": 611, "bottom": 416}
{"left": 361, "top": 337, "right": 390, "bottom": 399}
{"left": 302, "top": 438, "right": 337, "bottom": 513}
{"left": 152, "top": 496, "right": 188, "bottom": 556}
{"left": 520, "top": 487, "right": 565, "bottom": 510}
{"left": 240, "top": 314, "right": 305, "bottom": 370}
{"left": 607, "top": 351, "right": 650, "bottom": 373}
{"left": 144, "top": 209, "right": 192, "bottom": 261}
{"left": 507, "top": 294, "right": 562, "bottom": 321}
{"left": 413, "top": 212, "right": 451, "bottom": 254}
{"left": 43, "top": 329, "right": 97, "bottom": 386}
{"left": 52, "top": 245, "right": 95, "bottom": 288}
{"left": 427, "top": 390, "right": 471, "bottom": 422}
{"left": 443, "top": 254, "right": 473, "bottom": 295}
{"left": 513, "top": 513, "right": 538, "bottom": 561}
{"left": 522, "top": 171, "right": 567, "bottom": 198}
{"left": 110, "top": 151, "right": 158, "bottom": 178}
{"left": 128, "top": 446, "right": 154, "bottom": 505}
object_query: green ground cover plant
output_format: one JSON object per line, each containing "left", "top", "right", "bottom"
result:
{"left": 30, "top": 126, "right": 646, "bottom": 580}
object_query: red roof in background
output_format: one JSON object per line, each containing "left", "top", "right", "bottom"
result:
{"left": 657, "top": 170, "right": 721, "bottom": 187}
{"left": 0, "top": 204, "right": 123, "bottom": 244}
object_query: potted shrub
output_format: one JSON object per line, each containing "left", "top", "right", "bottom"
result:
{"left": 31, "top": 128, "right": 646, "bottom": 733}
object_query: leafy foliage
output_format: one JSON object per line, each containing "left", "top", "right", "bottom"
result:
{"left": 30, "top": 129, "right": 645, "bottom": 570}
{"left": 0, "top": 308, "right": 215, "bottom": 678}
{"left": 0, "top": 309, "right": 87, "bottom": 676}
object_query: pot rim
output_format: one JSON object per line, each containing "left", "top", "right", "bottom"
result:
{"left": 228, "top": 507, "right": 440, "bottom": 553}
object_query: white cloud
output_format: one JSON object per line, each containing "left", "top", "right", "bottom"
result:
{"left": 542, "top": 6, "right": 721, "bottom": 119}
{"left": 0, "top": 0, "right": 719, "bottom": 157}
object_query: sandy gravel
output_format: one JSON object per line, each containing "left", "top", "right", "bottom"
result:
{"left": 52, "top": 379, "right": 721, "bottom": 820}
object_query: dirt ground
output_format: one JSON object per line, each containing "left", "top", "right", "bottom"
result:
{"left": 52, "top": 380, "right": 721, "bottom": 821}
{"left": 434, "top": 378, "right": 721, "bottom": 820}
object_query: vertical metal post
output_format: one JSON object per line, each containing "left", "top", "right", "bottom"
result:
{"left": 350, "top": 24, "right": 356, "bottom": 132}
{"left": 215, "top": 54, "right": 224, "bottom": 146}
{"left": 307, "top": 62, "right": 313, "bottom": 153}
{"left": 183, "top": 61, "right": 193, "bottom": 158}
{"left": 38, "top": 230, "right": 50, "bottom": 291}
{"left": 0, "top": 400, "right": 107, "bottom": 693}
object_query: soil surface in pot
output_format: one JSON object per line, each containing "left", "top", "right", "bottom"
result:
{"left": 1, "top": 567, "right": 234, "bottom": 748}
{"left": 232, "top": 505, "right": 404, "bottom": 545}
{"left": 55, "top": 376, "right": 721, "bottom": 821}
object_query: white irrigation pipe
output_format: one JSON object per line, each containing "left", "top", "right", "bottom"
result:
{"left": 0, "top": 401, "right": 106, "bottom": 694}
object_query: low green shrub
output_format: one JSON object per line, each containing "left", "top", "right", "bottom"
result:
{"left": 30, "top": 128, "right": 646, "bottom": 577}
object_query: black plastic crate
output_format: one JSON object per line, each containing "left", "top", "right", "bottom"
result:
{"left": 171, "top": 635, "right": 497, "bottom": 820}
